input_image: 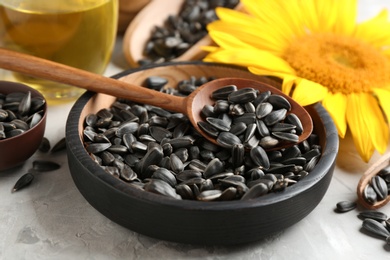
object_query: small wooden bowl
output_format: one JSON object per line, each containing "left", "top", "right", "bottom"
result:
{"left": 65, "top": 62, "right": 339, "bottom": 245}
{"left": 123, "top": 0, "right": 242, "bottom": 67}
{"left": 0, "top": 81, "right": 47, "bottom": 171}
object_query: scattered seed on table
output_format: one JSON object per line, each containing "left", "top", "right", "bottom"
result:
{"left": 336, "top": 201, "right": 357, "bottom": 213}
{"left": 38, "top": 137, "right": 51, "bottom": 153}
{"left": 51, "top": 137, "right": 66, "bottom": 153}
{"left": 12, "top": 173, "right": 34, "bottom": 193}
{"left": 358, "top": 210, "right": 388, "bottom": 222}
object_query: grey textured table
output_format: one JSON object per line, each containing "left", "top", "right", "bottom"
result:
{"left": 1, "top": 1, "right": 390, "bottom": 259}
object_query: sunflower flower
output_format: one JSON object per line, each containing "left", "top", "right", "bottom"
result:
{"left": 203, "top": 0, "right": 390, "bottom": 162}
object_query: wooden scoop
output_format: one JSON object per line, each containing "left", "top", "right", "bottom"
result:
{"left": 357, "top": 151, "right": 390, "bottom": 209}
{"left": 0, "top": 48, "right": 313, "bottom": 150}
{"left": 123, "top": 0, "right": 244, "bottom": 67}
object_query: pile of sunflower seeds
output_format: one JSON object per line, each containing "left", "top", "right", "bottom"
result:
{"left": 198, "top": 85, "right": 303, "bottom": 150}
{"left": 139, "top": 0, "right": 239, "bottom": 65}
{"left": 359, "top": 210, "right": 390, "bottom": 245}
{"left": 83, "top": 76, "right": 321, "bottom": 201}
{"left": 362, "top": 165, "right": 390, "bottom": 205}
{"left": 0, "top": 91, "right": 45, "bottom": 140}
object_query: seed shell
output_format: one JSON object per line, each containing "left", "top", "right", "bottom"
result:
{"left": 12, "top": 173, "right": 34, "bottom": 193}
{"left": 336, "top": 201, "right": 357, "bottom": 213}
{"left": 32, "top": 160, "right": 61, "bottom": 172}
{"left": 362, "top": 218, "right": 390, "bottom": 239}
{"left": 358, "top": 210, "right": 388, "bottom": 222}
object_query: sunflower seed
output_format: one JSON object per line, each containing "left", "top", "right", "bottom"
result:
{"left": 201, "top": 105, "right": 215, "bottom": 118}
{"left": 219, "top": 187, "right": 237, "bottom": 201}
{"left": 31, "top": 160, "right": 60, "bottom": 172}
{"left": 170, "top": 153, "right": 184, "bottom": 173}
{"left": 144, "top": 179, "right": 181, "bottom": 199}
{"left": 12, "top": 173, "right": 34, "bottom": 193}
{"left": 39, "top": 137, "right": 51, "bottom": 153}
{"left": 18, "top": 91, "right": 31, "bottom": 116}
{"left": 229, "top": 122, "right": 247, "bottom": 135}
{"left": 145, "top": 76, "right": 168, "bottom": 90}
{"left": 232, "top": 143, "right": 245, "bottom": 168}
{"left": 371, "top": 175, "right": 388, "bottom": 201}
{"left": 285, "top": 113, "right": 303, "bottom": 134}
{"left": 359, "top": 211, "right": 388, "bottom": 222}
{"left": 267, "top": 94, "right": 291, "bottom": 111}
{"left": 176, "top": 184, "right": 194, "bottom": 200}
{"left": 206, "top": 117, "right": 231, "bottom": 131}
{"left": 264, "top": 109, "right": 287, "bottom": 126}
{"left": 256, "top": 102, "right": 273, "bottom": 119}
{"left": 51, "top": 137, "right": 66, "bottom": 153}
{"left": 204, "top": 158, "right": 224, "bottom": 179}
{"left": 216, "top": 131, "right": 242, "bottom": 148}
{"left": 363, "top": 184, "right": 378, "bottom": 204}
{"left": 197, "top": 189, "right": 222, "bottom": 201}
{"left": 362, "top": 218, "right": 390, "bottom": 238}
{"left": 228, "top": 88, "right": 257, "bottom": 103}
{"left": 197, "top": 121, "right": 219, "bottom": 138}
{"left": 259, "top": 136, "right": 279, "bottom": 149}
{"left": 253, "top": 90, "right": 271, "bottom": 106}
{"left": 336, "top": 201, "right": 357, "bottom": 213}
{"left": 152, "top": 167, "right": 177, "bottom": 187}
{"left": 120, "top": 165, "right": 138, "bottom": 182}
{"left": 213, "top": 100, "right": 230, "bottom": 114}
{"left": 241, "top": 183, "right": 268, "bottom": 200}
{"left": 250, "top": 146, "right": 270, "bottom": 169}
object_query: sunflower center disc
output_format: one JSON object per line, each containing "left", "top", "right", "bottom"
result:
{"left": 283, "top": 33, "right": 390, "bottom": 94}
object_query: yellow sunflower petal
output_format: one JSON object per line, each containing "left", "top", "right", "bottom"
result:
{"left": 207, "top": 21, "right": 286, "bottom": 54}
{"left": 290, "top": 78, "right": 328, "bottom": 106}
{"left": 332, "top": 0, "right": 357, "bottom": 35}
{"left": 301, "top": 0, "right": 320, "bottom": 32}
{"left": 239, "top": 0, "right": 302, "bottom": 41}
{"left": 315, "top": 0, "right": 339, "bottom": 32}
{"left": 207, "top": 31, "right": 256, "bottom": 50}
{"left": 215, "top": 7, "right": 256, "bottom": 26}
{"left": 346, "top": 93, "right": 388, "bottom": 162}
{"left": 321, "top": 92, "right": 347, "bottom": 138}
{"left": 248, "top": 67, "right": 299, "bottom": 95}
{"left": 204, "top": 45, "right": 296, "bottom": 75}
{"left": 201, "top": 46, "right": 218, "bottom": 52}
{"left": 354, "top": 9, "right": 390, "bottom": 47}
{"left": 373, "top": 88, "right": 390, "bottom": 124}
{"left": 248, "top": 67, "right": 297, "bottom": 79}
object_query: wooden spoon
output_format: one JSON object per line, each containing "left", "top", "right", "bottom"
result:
{"left": 357, "top": 151, "right": 390, "bottom": 209}
{"left": 123, "top": 0, "right": 244, "bottom": 67}
{"left": 0, "top": 48, "right": 313, "bottom": 150}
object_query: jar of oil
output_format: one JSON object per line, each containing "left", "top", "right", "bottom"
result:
{"left": 0, "top": 0, "right": 118, "bottom": 103}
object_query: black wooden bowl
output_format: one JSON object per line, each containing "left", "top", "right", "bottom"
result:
{"left": 65, "top": 62, "right": 339, "bottom": 245}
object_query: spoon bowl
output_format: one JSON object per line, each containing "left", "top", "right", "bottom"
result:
{"left": 357, "top": 151, "right": 390, "bottom": 209}
{"left": 0, "top": 48, "right": 312, "bottom": 150}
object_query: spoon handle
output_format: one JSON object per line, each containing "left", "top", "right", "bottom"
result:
{"left": 357, "top": 151, "right": 390, "bottom": 209}
{"left": 0, "top": 48, "right": 186, "bottom": 113}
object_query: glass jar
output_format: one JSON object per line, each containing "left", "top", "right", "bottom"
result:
{"left": 0, "top": 0, "right": 118, "bottom": 103}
